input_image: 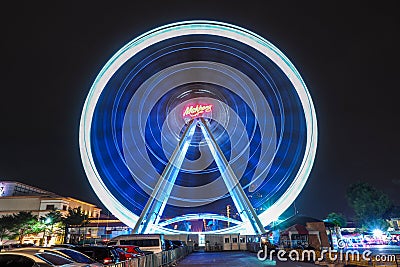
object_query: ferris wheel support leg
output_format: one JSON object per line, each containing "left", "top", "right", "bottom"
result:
{"left": 199, "top": 118, "right": 266, "bottom": 235}
{"left": 133, "top": 119, "right": 197, "bottom": 234}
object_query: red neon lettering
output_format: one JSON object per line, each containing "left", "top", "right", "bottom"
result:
{"left": 182, "top": 104, "right": 213, "bottom": 118}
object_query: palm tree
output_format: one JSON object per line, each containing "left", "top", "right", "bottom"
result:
{"left": 0, "top": 215, "right": 14, "bottom": 244}
{"left": 62, "top": 207, "right": 89, "bottom": 244}
{"left": 40, "top": 209, "right": 63, "bottom": 246}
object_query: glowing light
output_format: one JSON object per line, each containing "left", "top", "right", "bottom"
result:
{"left": 79, "top": 20, "right": 317, "bottom": 233}
{"left": 158, "top": 213, "right": 242, "bottom": 227}
{"left": 373, "top": 229, "right": 384, "bottom": 238}
{"left": 0, "top": 184, "right": 4, "bottom": 196}
{"left": 182, "top": 104, "right": 213, "bottom": 118}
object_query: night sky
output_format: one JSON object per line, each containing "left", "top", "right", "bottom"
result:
{"left": 2, "top": 1, "right": 399, "bottom": 220}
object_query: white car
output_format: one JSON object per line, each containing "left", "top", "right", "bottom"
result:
{"left": 0, "top": 248, "right": 95, "bottom": 267}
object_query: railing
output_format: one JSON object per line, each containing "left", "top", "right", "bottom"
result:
{"left": 204, "top": 243, "right": 223, "bottom": 251}
{"left": 108, "top": 246, "right": 193, "bottom": 267}
{"left": 246, "top": 242, "right": 261, "bottom": 253}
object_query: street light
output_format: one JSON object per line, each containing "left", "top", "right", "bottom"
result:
{"left": 42, "top": 216, "right": 54, "bottom": 247}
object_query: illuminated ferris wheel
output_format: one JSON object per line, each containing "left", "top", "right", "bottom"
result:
{"left": 79, "top": 21, "right": 317, "bottom": 235}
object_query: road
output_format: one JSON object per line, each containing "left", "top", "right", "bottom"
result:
{"left": 177, "top": 251, "right": 318, "bottom": 267}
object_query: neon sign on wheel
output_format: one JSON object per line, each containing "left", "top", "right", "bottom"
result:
{"left": 182, "top": 104, "right": 213, "bottom": 118}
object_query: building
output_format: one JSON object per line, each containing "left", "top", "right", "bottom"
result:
{"left": 271, "top": 214, "right": 334, "bottom": 250}
{"left": 68, "top": 214, "right": 131, "bottom": 244}
{"left": 0, "top": 181, "right": 101, "bottom": 245}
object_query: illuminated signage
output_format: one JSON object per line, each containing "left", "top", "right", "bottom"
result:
{"left": 182, "top": 104, "right": 213, "bottom": 118}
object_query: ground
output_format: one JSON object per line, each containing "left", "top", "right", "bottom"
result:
{"left": 177, "top": 251, "right": 318, "bottom": 267}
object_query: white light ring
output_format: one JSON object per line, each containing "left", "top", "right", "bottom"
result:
{"left": 122, "top": 61, "right": 277, "bottom": 206}
{"left": 79, "top": 20, "right": 317, "bottom": 230}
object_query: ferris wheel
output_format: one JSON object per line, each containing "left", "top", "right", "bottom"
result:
{"left": 79, "top": 21, "right": 317, "bottom": 235}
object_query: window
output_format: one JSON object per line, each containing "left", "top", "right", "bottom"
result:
{"left": 36, "top": 253, "right": 73, "bottom": 265}
{"left": 224, "top": 238, "right": 230, "bottom": 243}
{"left": 62, "top": 205, "right": 67, "bottom": 211}
{"left": 232, "top": 237, "right": 238, "bottom": 243}
{"left": 76, "top": 248, "right": 95, "bottom": 259}
{"left": 46, "top": 205, "right": 55, "bottom": 210}
{"left": 120, "top": 239, "right": 159, "bottom": 247}
{"left": 56, "top": 249, "right": 96, "bottom": 263}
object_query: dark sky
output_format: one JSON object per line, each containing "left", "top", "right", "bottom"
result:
{"left": 1, "top": 1, "right": 399, "bottom": 220}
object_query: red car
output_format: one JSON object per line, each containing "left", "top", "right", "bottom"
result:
{"left": 115, "top": 245, "right": 145, "bottom": 257}
{"left": 112, "top": 247, "right": 135, "bottom": 261}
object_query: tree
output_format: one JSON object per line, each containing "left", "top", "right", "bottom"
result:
{"left": 385, "top": 205, "right": 400, "bottom": 219}
{"left": 11, "top": 212, "right": 44, "bottom": 244}
{"left": 0, "top": 215, "right": 15, "bottom": 243}
{"left": 326, "top": 213, "right": 347, "bottom": 227}
{"left": 40, "top": 209, "right": 63, "bottom": 246}
{"left": 346, "top": 182, "right": 392, "bottom": 231}
{"left": 62, "top": 207, "right": 89, "bottom": 244}
{"left": 326, "top": 212, "right": 347, "bottom": 239}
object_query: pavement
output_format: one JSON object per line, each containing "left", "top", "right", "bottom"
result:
{"left": 177, "top": 250, "right": 319, "bottom": 267}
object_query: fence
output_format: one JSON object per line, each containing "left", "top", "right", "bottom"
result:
{"left": 108, "top": 246, "right": 193, "bottom": 267}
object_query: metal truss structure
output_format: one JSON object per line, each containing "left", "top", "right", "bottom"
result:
{"left": 133, "top": 118, "right": 266, "bottom": 235}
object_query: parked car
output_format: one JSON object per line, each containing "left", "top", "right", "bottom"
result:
{"left": 164, "top": 240, "right": 174, "bottom": 250}
{"left": 46, "top": 247, "right": 104, "bottom": 266}
{"left": 108, "top": 234, "right": 164, "bottom": 254}
{"left": 73, "top": 246, "right": 120, "bottom": 265}
{"left": 114, "top": 245, "right": 145, "bottom": 257}
{"left": 0, "top": 243, "right": 35, "bottom": 251}
{"left": 171, "top": 240, "right": 187, "bottom": 248}
{"left": 51, "top": 244, "right": 77, "bottom": 249}
{"left": 0, "top": 249, "right": 86, "bottom": 266}
{"left": 112, "top": 247, "right": 137, "bottom": 261}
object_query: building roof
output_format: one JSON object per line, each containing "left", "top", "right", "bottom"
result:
{"left": 282, "top": 224, "right": 309, "bottom": 235}
{"left": 0, "top": 181, "right": 102, "bottom": 217}
{"left": 271, "top": 214, "right": 332, "bottom": 230}
{"left": 0, "top": 180, "right": 60, "bottom": 197}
